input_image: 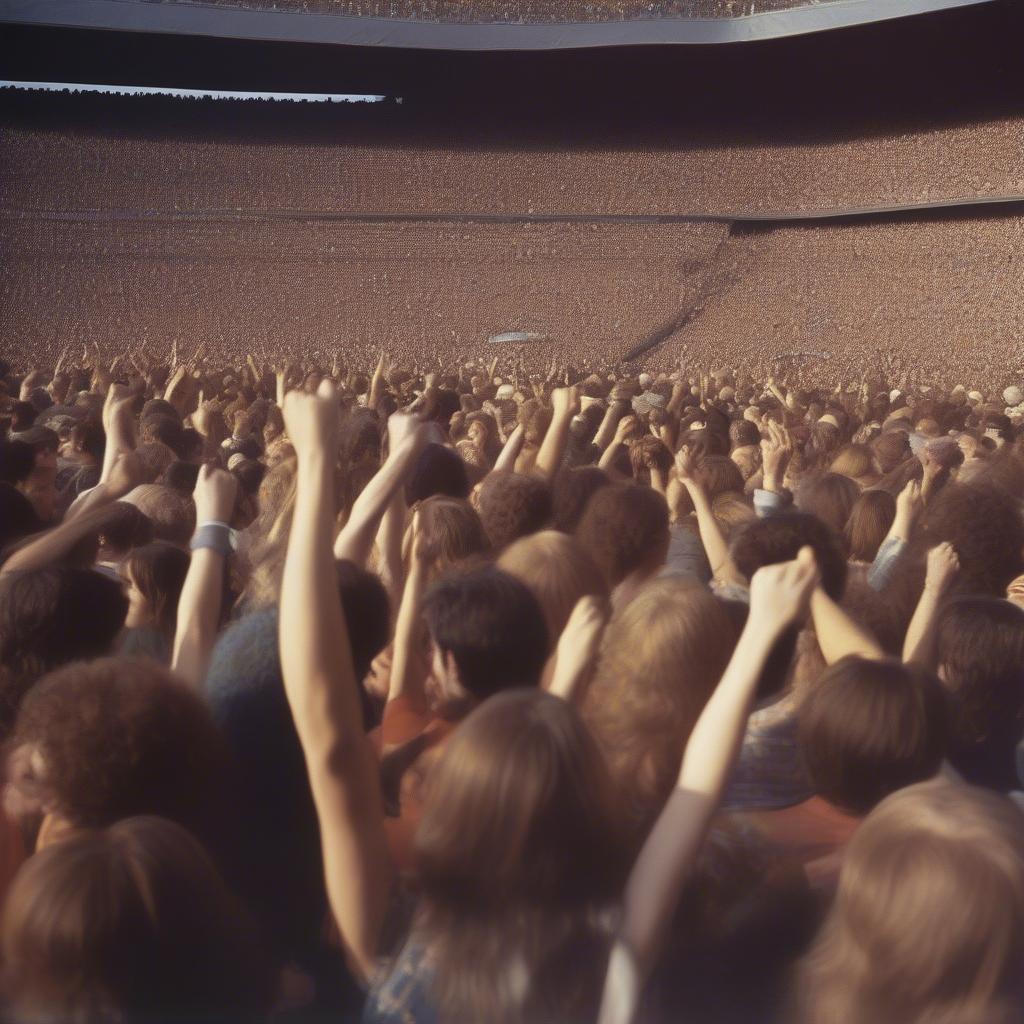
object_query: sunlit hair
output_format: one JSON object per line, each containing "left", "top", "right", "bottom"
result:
{"left": 583, "top": 578, "right": 740, "bottom": 843}
{"left": 412, "top": 690, "right": 625, "bottom": 1024}
{"left": 844, "top": 489, "right": 896, "bottom": 563}
{"left": 1, "top": 816, "right": 270, "bottom": 1023}
{"left": 830, "top": 443, "right": 879, "bottom": 483}
{"left": 498, "top": 530, "right": 608, "bottom": 646}
{"left": 410, "top": 495, "right": 489, "bottom": 581}
{"left": 798, "top": 780, "right": 1024, "bottom": 1024}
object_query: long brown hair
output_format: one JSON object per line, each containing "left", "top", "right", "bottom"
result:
{"left": 123, "top": 542, "right": 190, "bottom": 641}
{"left": 583, "top": 578, "right": 740, "bottom": 844}
{"left": 1, "top": 816, "right": 270, "bottom": 1022}
{"left": 411, "top": 690, "right": 626, "bottom": 1024}
{"left": 798, "top": 780, "right": 1024, "bottom": 1024}
{"left": 844, "top": 489, "right": 896, "bottom": 563}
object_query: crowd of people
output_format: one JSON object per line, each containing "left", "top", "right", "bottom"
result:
{"left": 1, "top": 342, "right": 1024, "bottom": 1023}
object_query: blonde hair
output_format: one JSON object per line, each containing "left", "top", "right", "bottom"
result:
{"left": 798, "top": 780, "right": 1024, "bottom": 1024}
{"left": 582, "top": 578, "right": 740, "bottom": 844}
{"left": 498, "top": 530, "right": 608, "bottom": 645}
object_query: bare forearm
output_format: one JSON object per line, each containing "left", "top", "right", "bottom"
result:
{"left": 535, "top": 410, "right": 573, "bottom": 480}
{"left": 811, "top": 588, "right": 883, "bottom": 664}
{"left": 903, "top": 587, "right": 943, "bottom": 668}
{"left": 388, "top": 556, "right": 426, "bottom": 705}
{"left": 171, "top": 550, "right": 225, "bottom": 689}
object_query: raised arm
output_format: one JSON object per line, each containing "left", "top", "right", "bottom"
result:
{"left": 279, "top": 381, "right": 391, "bottom": 980}
{"left": 492, "top": 422, "right": 526, "bottom": 474}
{"left": 903, "top": 542, "right": 959, "bottom": 668}
{"left": 534, "top": 385, "right": 580, "bottom": 480}
{"left": 599, "top": 548, "right": 819, "bottom": 1024}
{"left": 810, "top": 586, "right": 884, "bottom": 664}
{"left": 547, "top": 595, "right": 608, "bottom": 703}
{"left": 171, "top": 465, "right": 238, "bottom": 690}
{"left": 674, "top": 446, "right": 739, "bottom": 584}
{"left": 333, "top": 411, "right": 427, "bottom": 569}
{"left": 386, "top": 513, "right": 430, "bottom": 711}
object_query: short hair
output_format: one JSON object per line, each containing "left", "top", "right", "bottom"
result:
{"left": 133, "top": 441, "right": 177, "bottom": 484}
{"left": 730, "top": 513, "right": 848, "bottom": 601}
{"left": 798, "top": 657, "right": 948, "bottom": 816}
{"left": 476, "top": 471, "right": 552, "bottom": 550}
{"left": 97, "top": 501, "right": 154, "bottom": 555}
{"left": 421, "top": 566, "right": 548, "bottom": 700}
{"left": 0, "top": 568, "right": 128, "bottom": 735}
{"left": 551, "top": 466, "right": 611, "bottom": 534}
{"left": 406, "top": 444, "right": 470, "bottom": 506}
{"left": 122, "top": 484, "right": 196, "bottom": 546}
{"left": 415, "top": 495, "right": 489, "bottom": 574}
{"left": 730, "top": 419, "right": 760, "bottom": 448}
{"left": 498, "top": 530, "right": 608, "bottom": 645}
{"left": 575, "top": 483, "right": 669, "bottom": 587}
{"left": 12, "top": 657, "right": 226, "bottom": 841}
{"left": 160, "top": 460, "right": 201, "bottom": 498}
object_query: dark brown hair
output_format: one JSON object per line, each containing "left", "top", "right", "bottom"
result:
{"left": 2, "top": 816, "right": 270, "bottom": 1022}
{"left": 844, "top": 490, "right": 896, "bottom": 563}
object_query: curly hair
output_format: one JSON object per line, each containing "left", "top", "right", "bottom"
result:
{"left": 476, "top": 471, "right": 552, "bottom": 550}
{"left": 12, "top": 657, "right": 226, "bottom": 844}
{"left": 575, "top": 483, "right": 669, "bottom": 587}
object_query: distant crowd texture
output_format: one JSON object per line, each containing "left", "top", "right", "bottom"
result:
{"left": 1, "top": 341, "right": 1024, "bottom": 1024}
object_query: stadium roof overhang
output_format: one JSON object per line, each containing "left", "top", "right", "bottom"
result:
{"left": 0, "top": 0, "right": 1000, "bottom": 50}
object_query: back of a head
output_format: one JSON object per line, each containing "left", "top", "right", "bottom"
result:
{"left": 422, "top": 566, "right": 548, "bottom": 700}
{"left": 122, "top": 485, "right": 196, "bottom": 547}
{"left": 584, "top": 578, "right": 740, "bottom": 841}
{"left": 11, "top": 657, "right": 225, "bottom": 843}
{"left": 417, "top": 688, "right": 624, "bottom": 913}
{"left": 476, "top": 471, "right": 552, "bottom": 551}
{"left": 414, "top": 495, "right": 489, "bottom": 577}
{"left": 576, "top": 483, "right": 669, "bottom": 588}
{"left": 406, "top": 443, "right": 470, "bottom": 506}
{"left": 798, "top": 657, "right": 948, "bottom": 817}
{"left": 1, "top": 816, "right": 269, "bottom": 1023}
{"left": 830, "top": 444, "right": 877, "bottom": 482}
{"left": 921, "top": 482, "right": 1024, "bottom": 596}
{"left": 0, "top": 569, "right": 128, "bottom": 736}
{"left": 797, "top": 473, "right": 861, "bottom": 539}
{"left": 498, "top": 530, "right": 608, "bottom": 645}
{"left": 936, "top": 596, "right": 1024, "bottom": 790}
{"left": 800, "top": 780, "right": 1024, "bottom": 1024}
{"left": 730, "top": 513, "right": 847, "bottom": 600}
{"left": 98, "top": 501, "right": 155, "bottom": 557}
{"left": 844, "top": 490, "right": 896, "bottom": 563}
{"left": 552, "top": 466, "right": 612, "bottom": 534}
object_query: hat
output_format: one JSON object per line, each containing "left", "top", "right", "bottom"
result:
{"left": 638, "top": 373, "right": 653, "bottom": 389}
{"left": 968, "top": 390, "right": 984, "bottom": 403}
{"left": 495, "top": 383, "right": 515, "bottom": 400}
{"left": 1004, "top": 386, "right": 1024, "bottom": 407}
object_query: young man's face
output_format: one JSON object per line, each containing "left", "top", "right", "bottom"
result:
{"left": 19, "top": 465, "right": 58, "bottom": 523}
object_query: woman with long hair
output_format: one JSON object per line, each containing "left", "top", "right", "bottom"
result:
{"left": 798, "top": 780, "right": 1024, "bottom": 1024}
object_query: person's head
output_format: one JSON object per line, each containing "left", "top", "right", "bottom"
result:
{"left": 551, "top": 466, "right": 611, "bottom": 534}
{"left": 583, "top": 579, "right": 740, "bottom": 842}
{"left": 8, "top": 657, "right": 225, "bottom": 848}
{"left": 576, "top": 483, "right": 669, "bottom": 588}
{"left": 159, "top": 460, "right": 200, "bottom": 498}
{"left": 920, "top": 483, "right": 1024, "bottom": 596}
{"left": 797, "top": 472, "right": 861, "bottom": 539}
{"left": 476, "top": 471, "right": 552, "bottom": 551}
{"left": 798, "top": 657, "right": 948, "bottom": 817}
{"left": 1, "top": 816, "right": 270, "bottom": 1023}
{"left": 799, "top": 780, "right": 1024, "bottom": 1024}
{"left": 121, "top": 542, "right": 190, "bottom": 639}
{"left": 95, "top": 502, "right": 154, "bottom": 563}
{"left": 830, "top": 444, "right": 878, "bottom": 483}
{"left": 0, "top": 569, "right": 127, "bottom": 736}
{"left": 121, "top": 484, "right": 196, "bottom": 547}
{"left": 409, "top": 495, "right": 489, "bottom": 581}
{"left": 413, "top": 689, "right": 625, "bottom": 1023}
{"left": 498, "top": 531, "right": 608, "bottom": 645}
{"left": 400, "top": 445, "right": 467, "bottom": 509}
{"left": 698, "top": 454, "right": 746, "bottom": 500}
{"left": 936, "top": 596, "right": 1024, "bottom": 790}
{"left": 730, "top": 513, "right": 847, "bottom": 600}
{"left": 16, "top": 463, "right": 58, "bottom": 525}
{"left": 0, "top": 440, "right": 36, "bottom": 487}
{"left": 844, "top": 489, "right": 896, "bottom": 563}
{"left": 421, "top": 566, "right": 548, "bottom": 709}
{"left": 729, "top": 419, "right": 760, "bottom": 449}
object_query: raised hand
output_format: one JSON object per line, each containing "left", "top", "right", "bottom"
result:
{"left": 106, "top": 451, "right": 143, "bottom": 500}
{"left": 193, "top": 463, "right": 238, "bottom": 525}
{"left": 674, "top": 443, "right": 698, "bottom": 483}
{"left": 283, "top": 379, "right": 340, "bottom": 459}
{"left": 550, "top": 595, "right": 609, "bottom": 702}
{"left": 923, "top": 541, "right": 959, "bottom": 595}
{"left": 614, "top": 413, "right": 640, "bottom": 446}
{"left": 551, "top": 384, "right": 581, "bottom": 419}
{"left": 760, "top": 419, "right": 793, "bottom": 491}
{"left": 747, "top": 546, "right": 819, "bottom": 638}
